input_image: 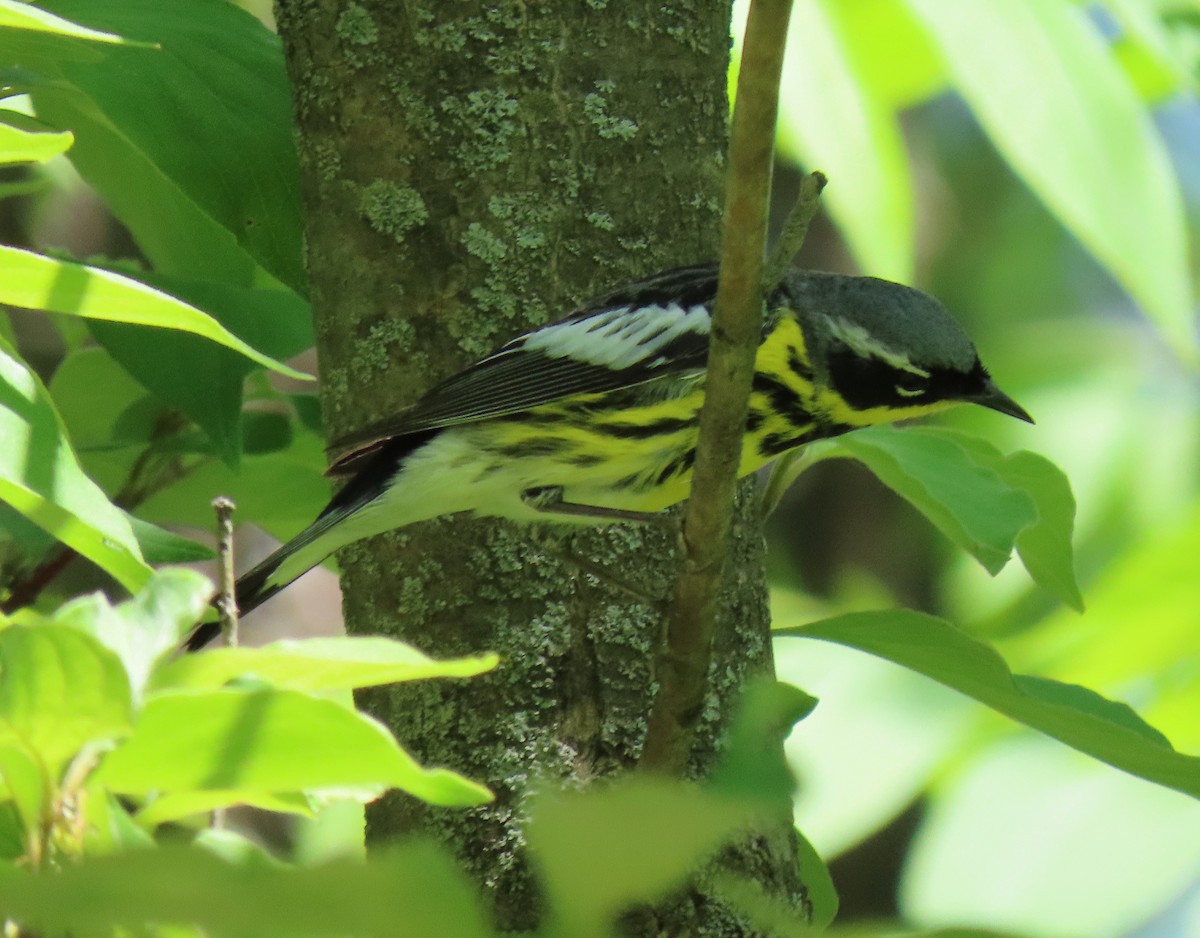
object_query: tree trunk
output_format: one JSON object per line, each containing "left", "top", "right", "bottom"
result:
{"left": 273, "top": 1, "right": 805, "bottom": 931}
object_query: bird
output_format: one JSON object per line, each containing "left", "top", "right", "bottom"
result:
{"left": 186, "top": 263, "right": 1031, "bottom": 650}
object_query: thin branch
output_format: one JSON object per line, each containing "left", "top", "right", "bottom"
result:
{"left": 639, "top": 0, "right": 799, "bottom": 774}
{"left": 210, "top": 495, "right": 237, "bottom": 831}
{"left": 1, "top": 548, "right": 76, "bottom": 615}
{"left": 211, "top": 496, "right": 239, "bottom": 648}
{"left": 763, "top": 170, "right": 828, "bottom": 292}
{"left": 1, "top": 411, "right": 192, "bottom": 613}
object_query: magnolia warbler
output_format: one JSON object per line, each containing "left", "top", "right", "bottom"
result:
{"left": 188, "top": 264, "right": 1030, "bottom": 648}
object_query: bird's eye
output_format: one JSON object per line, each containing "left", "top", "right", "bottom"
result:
{"left": 894, "top": 377, "right": 927, "bottom": 399}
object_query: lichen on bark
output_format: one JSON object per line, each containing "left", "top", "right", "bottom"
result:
{"left": 273, "top": 1, "right": 806, "bottom": 932}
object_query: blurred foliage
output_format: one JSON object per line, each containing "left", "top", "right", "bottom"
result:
{"left": 0, "top": 0, "right": 1195, "bottom": 936}
{"left": 758, "top": 1, "right": 1200, "bottom": 936}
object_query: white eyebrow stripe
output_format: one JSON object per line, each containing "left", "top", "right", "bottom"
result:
{"left": 821, "top": 314, "right": 930, "bottom": 377}
{"left": 523, "top": 302, "right": 711, "bottom": 369}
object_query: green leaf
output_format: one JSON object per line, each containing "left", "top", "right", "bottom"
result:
{"left": 793, "top": 827, "right": 838, "bottom": 930}
{"left": 998, "top": 450, "right": 1084, "bottom": 612}
{"left": 0, "top": 334, "right": 150, "bottom": 592}
{"left": 29, "top": 0, "right": 306, "bottom": 295}
{"left": 0, "top": 803, "right": 25, "bottom": 862}
{"left": 709, "top": 678, "right": 815, "bottom": 805}
{"left": 47, "top": 346, "right": 156, "bottom": 450}
{"left": 0, "top": 624, "right": 132, "bottom": 775}
{"left": 126, "top": 515, "right": 215, "bottom": 564}
{"left": 0, "top": 246, "right": 309, "bottom": 380}
{"left": 904, "top": 0, "right": 1193, "bottom": 356}
{"left": 0, "top": 176, "right": 49, "bottom": 200}
{"left": 53, "top": 569, "right": 212, "bottom": 699}
{"left": 528, "top": 778, "right": 753, "bottom": 937}
{"left": 830, "top": 426, "right": 1038, "bottom": 575}
{"left": 96, "top": 688, "right": 493, "bottom": 808}
{"left": 824, "top": 427, "right": 1083, "bottom": 608}
{"left": 0, "top": 0, "right": 131, "bottom": 43}
{"left": 772, "top": 622, "right": 976, "bottom": 857}
{"left": 194, "top": 827, "right": 287, "bottom": 869}
{"left": 90, "top": 270, "right": 314, "bottom": 463}
{"left": 151, "top": 637, "right": 498, "bottom": 694}
{"left": 136, "top": 418, "right": 330, "bottom": 543}
{"left": 1011, "top": 675, "right": 1170, "bottom": 748}
{"left": 779, "top": 610, "right": 1200, "bottom": 799}
{"left": 31, "top": 81, "right": 260, "bottom": 286}
{"left": 45, "top": 345, "right": 156, "bottom": 501}
{"left": 136, "top": 790, "right": 313, "bottom": 828}
{"left": 0, "top": 842, "right": 490, "bottom": 938}
{"left": 777, "top": 0, "right": 914, "bottom": 281}
{"left": 0, "top": 745, "right": 46, "bottom": 845}
{"left": 0, "top": 109, "right": 72, "bottom": 164}
{"left": 79, "top": 788, "right": 154, "bottom": 855}
{"left": 292, "top": 798, "right": 366, "bottom": 865}
{"left": 242, "top": 411, "right": 294, "bottom": 456}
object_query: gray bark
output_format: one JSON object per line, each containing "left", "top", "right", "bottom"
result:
{"left": 273, "top": 1, "right": 805, "bottom": 932}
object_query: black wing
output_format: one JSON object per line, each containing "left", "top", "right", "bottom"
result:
{"left": 327, "top": 264, "right": 720, "bottom": 475}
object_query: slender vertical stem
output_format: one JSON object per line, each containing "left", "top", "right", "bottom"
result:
{"left": 210, "top": 495, "right": 238, "bottom": 830}
{"left": 211, "top": 496, "right": 239, "bottom": 649}
{"left": 639, "top": 0, "right": 801, "bottom": 774}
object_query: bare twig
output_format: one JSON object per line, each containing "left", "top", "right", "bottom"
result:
{"left": 210, "top": 495, "right": 238, "bottom": 830}
{"left": 763, "top": 171, "right": 828, "bottom": 293}
{"left": 211, "top": 496, "right": 239, "bottom": 648}
{"left": 639, "top": 0, "right": 800, "bottom": 774}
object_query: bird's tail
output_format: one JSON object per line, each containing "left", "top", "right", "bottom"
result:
{"left": 181, "top": 432, "right": 435, "bottom": 652}
{"left": 182, "top": 504, "right": 367, "bottom": 652}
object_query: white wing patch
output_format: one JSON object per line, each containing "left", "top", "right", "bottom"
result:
{"left": 821, "top": 314, "right": 930, "bottom": 377}
{"left": 523, "top": 303, "right": 712, "bottom": 370}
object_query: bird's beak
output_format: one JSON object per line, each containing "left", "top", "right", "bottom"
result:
{"left": 968, "top": 379, "right": 1034, "bottom": 424}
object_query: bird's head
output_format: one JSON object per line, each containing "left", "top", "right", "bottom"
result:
{"left": 782, "top": 272, "right": 1033, "bottom": 429}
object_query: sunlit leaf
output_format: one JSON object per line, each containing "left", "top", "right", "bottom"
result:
{"left": 1106, "top": 0, "right": 1193, "bottom": 99}
{"left": 136, "top": 790, "right": 312, "bottom": 828}
{"left": 0, "top": 745, "right": 45, "bottom": 845}
{"left": 0, "top": 624, "right": 132, "bottom": 774}
{"left": 0, "top": 0, "right": 131, "bottom": 43}
{"left": 53, "top": 569, "right": 212, "bottom": 699}
{"left": 834, "top": 0, "right": 946, "bottom": 108}
{"left": 0, "top": 335, "right": 150, "bottom": 592}
{"left": 151, "top": 637, "right": 498, "bottom": 694}
{"left": 0, "top": 247, "right": 309, "bottom": 380}
{"left": 96, "top": 688, "right": 492, "bottom": 808}
{"left": 0, "top": 109, "right": 72, "bottom": 164}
